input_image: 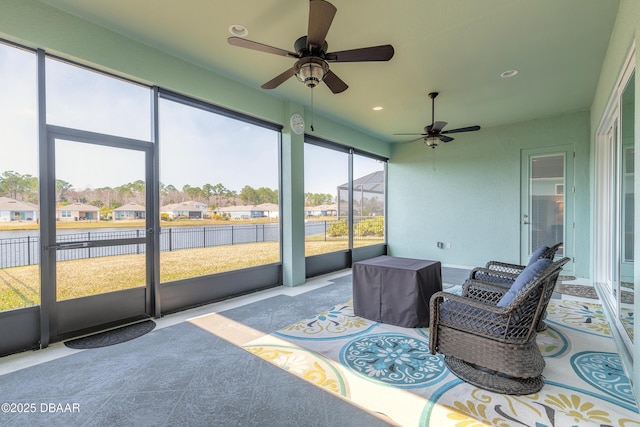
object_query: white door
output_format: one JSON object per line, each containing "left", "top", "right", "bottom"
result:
{"left": 520, "top": 145, "right": 574, "bottom": 273}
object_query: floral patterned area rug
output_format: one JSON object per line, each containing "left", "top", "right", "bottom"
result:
{"left": 241, "top": 287, "right": 640, "bottom": 426}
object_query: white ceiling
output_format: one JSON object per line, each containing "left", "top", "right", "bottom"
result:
{"left": 37, "top": 0, "right": 620, "bottom": 143}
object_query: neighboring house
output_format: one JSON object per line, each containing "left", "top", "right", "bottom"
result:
{"left": 56, "top": 203, "right": 100, "bottom": 222}
{"left": 113, "top": 203, "right": 146, "bottom": 220}
{"left": 337, "top": 170, "right": 385, "bottom": 217}
{"left": 0, "top": 196, "right": 39, "bottom": 222}
{"left": 215, "top": 203, "right": 279, "bottom": 219}
{"left": 160, "top": 201, "right": 208, "bottom": 220}
{"left": 304, "top": 204, "right": 337, "bottom": 217}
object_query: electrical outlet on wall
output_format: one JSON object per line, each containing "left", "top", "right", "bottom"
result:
{"left": 437, "top": 242, "right": 444, "bottom": 249}
{"left": 446, "top": 243, "right": 451, "bottom": 248}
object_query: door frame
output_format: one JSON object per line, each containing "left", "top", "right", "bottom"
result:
{"left": 594, "top": 44, "right": 636, "bottom": 361}
{"left": 595, "top": 119, "right": 617, "bottom": 295}
{"left": 520, "top": 144, "right": 575, "bottom": 273}
{"left": 40, "top": 125, "right": 156, "bottom": 344}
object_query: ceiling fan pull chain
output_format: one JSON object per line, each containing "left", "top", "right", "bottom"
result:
{"left": 310, "top": 88, "right": 315, "bottom": 131}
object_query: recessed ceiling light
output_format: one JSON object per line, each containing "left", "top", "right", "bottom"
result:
{"left": 372, "top": 106, "right": 383, "bottom": 111}
{"left": 229, "top": 25, "right": 248, "bottom": 37}
{"left": 500, "top": 69, "right": 518, "bottom": 78}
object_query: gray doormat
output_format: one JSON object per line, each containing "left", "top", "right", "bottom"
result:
{"left": 64, "top": 320, "right": 156, "bottom": 349}
{"left": 555, "top": 284, "right": 598, "bottom": 299}
{"left": 555, "top": 284, "right": 634, "bottom": 304}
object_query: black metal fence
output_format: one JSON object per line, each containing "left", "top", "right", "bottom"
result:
{"left": 0, "top": 224, "right": 280, "bottom": 268}
{"left": 0, "top": 220, "right": 383, "bottom": 269}
{"left": 0, "top": 235, "right": 40, "bottom": 269}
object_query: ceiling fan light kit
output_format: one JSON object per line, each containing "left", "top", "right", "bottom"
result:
{"left": 294, "top": 57, "right": 329, "bottom": 88}
{"left": 424, "top": 135, "right": 440, "bottom": 149}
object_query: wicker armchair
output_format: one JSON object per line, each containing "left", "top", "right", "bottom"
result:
{"left": 429, "top": 258, "right": 567, "bottom": 395}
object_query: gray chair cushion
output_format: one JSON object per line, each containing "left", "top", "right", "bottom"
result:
{"left": 527, "top": 245, "right": 549, "bottom": 267}
{"left": 497, "top": 258, "right": 552, "bottom": 307}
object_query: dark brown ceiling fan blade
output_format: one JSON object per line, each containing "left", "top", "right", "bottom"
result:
{"left": 228, "top": 37, "right": 297, "bottom": 58}
{"left": 323, "top": 70, "right": 348, "bottom": 93}
{"left": 407, "top": 137, "right": 425, "bottom": 143}
{"left": 393, "top": 136, "right": 425, "bottom": 144}
{"left": 325, "top": 45, "right": 395, "bottom": 62}
{"left": 307, "top": 0, "right": 337, "bottom": 50}
{"left": 431, "top": 121, "right": 447, "bottom": 133}
{"left": 441, "top": 125, "right": 481, "bottom": 134}
{"left": 261, "top": 67, "right": 296, "bottom": 89}
{"left": 439, "top": 135, "right": 455, "bottom": 143}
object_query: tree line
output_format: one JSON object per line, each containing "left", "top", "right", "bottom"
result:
{"left": 0, "top": 170, "right": 336, "bottom": 209}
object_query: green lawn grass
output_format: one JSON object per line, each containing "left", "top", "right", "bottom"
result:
{"left": 0, "top": 239, "right": 382, "bottom": 311}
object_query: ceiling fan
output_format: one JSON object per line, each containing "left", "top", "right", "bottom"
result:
{"left": 395, "top": 92, "right": 481, "bottom": 148}
{"left": 227, "top": 0, "right": 394, "bottom": 93}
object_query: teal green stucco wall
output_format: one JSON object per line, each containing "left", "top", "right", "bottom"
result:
{"left": 387, "top": 110, "right": 590, "bottom": 277}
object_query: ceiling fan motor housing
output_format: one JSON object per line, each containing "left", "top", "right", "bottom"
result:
{"left": 294, "top": 36, "right": 328, "bottom": 56}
